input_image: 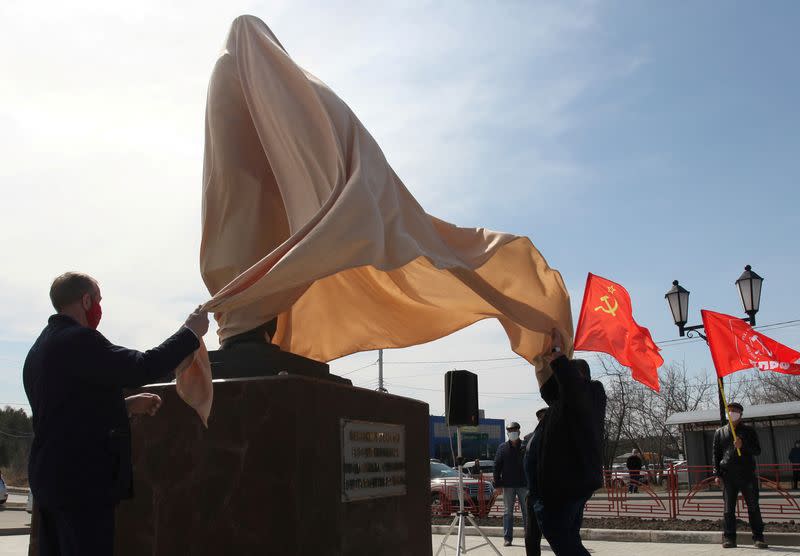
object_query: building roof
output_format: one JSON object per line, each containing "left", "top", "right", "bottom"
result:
{"left": 666, "top": 401, "right": 800, "bottom": 426}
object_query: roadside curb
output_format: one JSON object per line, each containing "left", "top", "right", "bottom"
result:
{"left": 431, "top": 525, "right": 800, "bottom": 546}
{"left": 0, "top": 528, "right": 29, "bottom": 537}
{"left": 6, "top": 487, "right": 29, "bottom": 494}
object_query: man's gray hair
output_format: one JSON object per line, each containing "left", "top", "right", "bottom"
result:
{"left": 49, "top": 272, "right": 97, "bottom": 312}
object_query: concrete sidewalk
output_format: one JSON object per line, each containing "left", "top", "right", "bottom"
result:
{"left": 3, "top": 534, "right": 799, "bottom": 555}
{"left": 433, "top": 534, "right": 800, "bottom": 555}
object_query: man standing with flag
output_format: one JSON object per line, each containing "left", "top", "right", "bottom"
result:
{"left": 712, "top": 402, "right": 767, "bottom": 549}
{"left": 700, "top": 308, "right": 800, "bottom": 550}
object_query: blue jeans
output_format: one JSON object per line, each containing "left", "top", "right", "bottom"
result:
{"left": 502, "top": 487, "right": 528, "bottom": 542}
{"left": 532, "top": 496, "right": 590, "bottom": 555}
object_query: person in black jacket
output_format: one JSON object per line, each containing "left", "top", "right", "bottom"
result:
{"left": 788, "top": 440, "right": 800, "bottom": 489}
{"left": 713, "top": 402, "right": 767, "bottom": 549}
{"left": 23, "top": 272, "right": 209, "bottom": 556}
{"left": 494, "top": 421, "right": 528, "bottom": 546}
{"left": 527, "top": 329, "right": 606, "bottom": 556}
{"left": 626, "top": 449, "right": 644, "bottom": 493}
{"left": 523, "top": 407, "right": 547, "bottom": 556}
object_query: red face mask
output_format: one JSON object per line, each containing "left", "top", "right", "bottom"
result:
{"left": 86, "top": 299, "right": 102, "bottom": 330}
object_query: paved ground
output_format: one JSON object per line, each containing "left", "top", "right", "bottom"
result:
{"left": 0, "top": 510, "right": 29, "bottom": 532}
{"left": 1, "top": 534, "right": 799, "bottom": 555}
{"left": 0, "top": 535, "right": 27, "bottom": 555}
{"left": 432, "top": 535, "right": 800, "bottom": 555}
{"left": 4, "top": 496, "right": 26, "bottom": 506}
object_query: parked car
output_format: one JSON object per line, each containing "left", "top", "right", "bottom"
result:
{"left": 664, "top": 459, "right": 690, "bottom": 485}
{"left": 461, "top": 460, "right": 495, "bottom": 480}
{"left": 430, "top": 461, "right": 495, "bottom": 518}
{"left": 0, "top": 475, "right": 7, "bottom": 505}
{"left": 607, "top": 463, "right": 650, "bottom": 489}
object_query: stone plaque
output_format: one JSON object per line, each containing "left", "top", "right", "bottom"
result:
{"left": 341, "top": 419, "right": 406, "bottom": 502}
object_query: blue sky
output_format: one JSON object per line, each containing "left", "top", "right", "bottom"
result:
{"left": 1, "top": 1, "right": 798, "bottom": 433}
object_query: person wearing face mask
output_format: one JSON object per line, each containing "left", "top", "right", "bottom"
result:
{"left": 493, "top": 421, "right": 528, "bottom": 546}
{"left": 788, "top": 440, "right": 800, "bottom": 489}
{"left": 529, "top": 329, "right": 606, "bottom": 556}
{"left": 23, "top": 272, "right": 209, "bottom": 556}
{"left": 713, "top": 402, "right": 767, "bottom": 549}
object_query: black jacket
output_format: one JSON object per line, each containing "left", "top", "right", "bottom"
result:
{"left": 23, "top": 315, "right": 199, "bottom": 508}
{"left": 626, "top": 455, "right": 644, "bottom": 471}
{"left": 713, "top": 422, "right": 760, "bottom": 479}
{"left": 493, "top": 440, "right": 526, "bottom": 488}
{"left": 533, "top": 356, "right": 607, "bottom": 502}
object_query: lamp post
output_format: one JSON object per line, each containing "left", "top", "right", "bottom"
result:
{"left": 664, "top": 265, "right": 764, "bottom": 424}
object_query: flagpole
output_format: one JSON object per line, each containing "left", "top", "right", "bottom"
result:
{"left": 717, "top": 377, "right": 742, "bottom": 457}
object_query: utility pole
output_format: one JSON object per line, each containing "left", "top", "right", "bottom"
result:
{"left": 377, "top": 349, "right": 387, "bottom": 393}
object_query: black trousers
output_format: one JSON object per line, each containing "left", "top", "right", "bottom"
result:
{"left": 722, "top": 475, "right": 764, "bottom": 542}
{"left": 524, "top": 494, "right": 543, "bottom": 556}
{"left": 38, "top": 505, "right": 115, "bottom": 556}
{"left": 792, "top": 469, "right": 800, "bottom": 489}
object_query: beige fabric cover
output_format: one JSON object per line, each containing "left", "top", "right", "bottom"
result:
{"left": 176, "top": 15, "right": 573, "bottom": 425}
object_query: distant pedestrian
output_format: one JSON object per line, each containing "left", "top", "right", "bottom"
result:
{"left": 524, "top": 407, "right": 547, "bottom": 556}
{"left": 713, "top": 402, "right": 768, "bottom": 549}
{"left": 626, "top": 449, "right": 644, "bottom": 493}
{"left": 473, "top": 458, "right": 482, "bottom": 476}
{"left": 494, "top": 421, "right": 528, "bottom": 547}
{"left": 528, "top": 329, "right": 607, "bottom": 556}
{"left": 789, "top": 441, "right": 800, "bottom": 489}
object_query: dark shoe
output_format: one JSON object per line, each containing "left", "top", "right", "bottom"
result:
{"left": 722, "top": 538, "right": 737, "bottom": 548}
{"left": 503, "top": 540, "right": 512, "bottom": 546}
{"left": 754, "top": 539, "right": 768, "bottom": 549}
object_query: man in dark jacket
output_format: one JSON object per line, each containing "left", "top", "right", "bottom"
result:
{"left": 527, "top": 330, "right": 606, "bottom": 556}
{"left": 523, "top": 407, "right": 547, "bottom": 556}
{"left": 23, "top": 272, "right": 209, "bottom": 556}
{"left": 713, "top": 402, "right": 767, "bottom": 549}
{"left": 626, "top": 449, "right": 644, "bottom": 493}
{"left": 788, "top": 441, "right": 800, "bottom": 489}
{"left": 494, "top": 421, "right": 528, "bottom": 546}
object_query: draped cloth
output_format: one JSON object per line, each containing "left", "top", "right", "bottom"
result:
{"left": 176, "top": 15, "right": 573, "bottom": 426}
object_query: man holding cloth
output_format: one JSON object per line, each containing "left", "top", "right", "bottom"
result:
{"left": 527, "top": 330, "right": 607, "bottom": 556}
{"left": 24, "top": 272, "right": 209, "bottom": 556}
{"left": 713, "top": 402, "right": 768, "bottom": 549}
{"left": 494, "top": 421, "right": 528, "bottom": 546}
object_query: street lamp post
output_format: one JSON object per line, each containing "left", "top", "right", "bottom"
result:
{"left": 664, "top": 265, "right": 764, "bottom": 424}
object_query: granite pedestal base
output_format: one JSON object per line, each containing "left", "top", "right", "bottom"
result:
{"left": 114, "top": 375, "right": 431, "bottom": 556}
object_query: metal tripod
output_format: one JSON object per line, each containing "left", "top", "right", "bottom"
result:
{"left": 435, "top": 428, "right": 502, "bottom": 555}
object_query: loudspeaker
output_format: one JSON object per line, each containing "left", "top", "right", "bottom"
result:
{"left": 444, "top": 370, "right": 479, "bottom": 427}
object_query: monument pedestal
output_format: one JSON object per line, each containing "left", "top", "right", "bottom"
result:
{"left": 114, "top": 375, "right": 432, "bottom": 556}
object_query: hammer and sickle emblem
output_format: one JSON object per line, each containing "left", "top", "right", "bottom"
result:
{"left": 594, "top": 295, "right": 619, "bottom": 317}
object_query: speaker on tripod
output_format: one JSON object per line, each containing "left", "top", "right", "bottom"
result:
{"left": 437, "top": 370, "right": 501, "bottom": 556}
{"left": 444, "top": 370, "right": 479, "bottom": 427}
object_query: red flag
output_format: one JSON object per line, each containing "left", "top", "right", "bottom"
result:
{"left": 574, "top": 273, "right": 663, "bottom": 391}
{"left": 702, "top": 310, "right": 800, "bottom": 378}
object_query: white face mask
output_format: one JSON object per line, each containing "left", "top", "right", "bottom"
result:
{"left": 508, "top": 431, "right": 520, "bottom": 441}
{"left": 729, "top": 411, "right": 742, "bottom": 422}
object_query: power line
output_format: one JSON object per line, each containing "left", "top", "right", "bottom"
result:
{"left": 383, "top": 356, "right": 520, "bottom": 365}
{"left": 653, "top": 319, "right": 800, "bottom": 347}
{"left": 337, "top": 359, "right": 378, "bottom": 377}
{"left": 384, "top": 382, "right": 540, "bottom": 401}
